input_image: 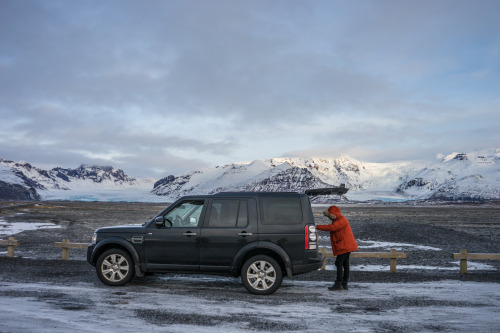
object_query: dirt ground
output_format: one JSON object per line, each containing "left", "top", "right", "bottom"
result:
{"left": 1, "top": 201, "right": 499, "bottom": 280}
{"left": 1, "top": 201, "right": 500, "bottom": 332}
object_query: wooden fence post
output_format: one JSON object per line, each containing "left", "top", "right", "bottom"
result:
{"left": 390, "top": 249, "right": 397, "bottom": 273}
{"left": 62, "top": 239, "right": 70, "bottom": 260}
{"left": 0, "top": 237, "right": 20, "bottom": 258}
{"left": 459, "top": 249, "right": 468, "bottom": 274}
{"left": 7, "top": 237, "right": 18, "bottom": 258}
{"left": 320, "top": 248, "right": 327, "bottom": 270}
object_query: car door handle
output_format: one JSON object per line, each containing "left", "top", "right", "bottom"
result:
{"left": 182, "top": 231, "right": 197, "bottom": 236}
{"left": 238, "top": 232, "right": 253, "bottom": 237}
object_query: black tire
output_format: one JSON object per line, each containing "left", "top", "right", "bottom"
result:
{"left": 241, "top": 255, "right": 283, "bottom": 295}
{"left": 96, "top": 249, "right": 135, "bottom": 286}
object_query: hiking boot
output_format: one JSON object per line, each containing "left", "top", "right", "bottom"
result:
{"left": 342, "top": 282, "right": 348, "bottom": 290}
{"left": 328, "top": 283, "right": 343, "bottom": 291}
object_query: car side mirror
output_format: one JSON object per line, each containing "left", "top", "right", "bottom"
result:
{"left": 155, "top": 216, "right": 165, "bottom": 227}
{"left": 155, "top": 216, "right": 170, "bottom": 228}
{"left": 155, "top": 216, "right": 172, "bottom": 228}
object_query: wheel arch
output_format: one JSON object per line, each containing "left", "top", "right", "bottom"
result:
{"left": 90, "top": 237, "right": 140, "bottom": 266}
{"left": 231, "top": 241, "right": 293, "bottom": 277}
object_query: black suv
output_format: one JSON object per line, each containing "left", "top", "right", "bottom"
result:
{"left": 87, "top": 191, "right": 329, "bottom": 295}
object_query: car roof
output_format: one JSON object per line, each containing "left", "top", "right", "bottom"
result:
{"left": 215, "top": 192, "right": 303, "bottom": 197}
{"left": 177, "top": 192, "right": 304, "bottom": 200}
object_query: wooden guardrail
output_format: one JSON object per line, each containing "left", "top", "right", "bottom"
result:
{"left": 453, "top": 249, "right": 500, "bottom": 274}
{"left": 0, "top": 237, "right": 20, "bottom": 258}
{"left": 54, "top": 239, "right": 88, "bottom": 260}
{"left": 320, "top": 248, "right": 407, "bottom": 273}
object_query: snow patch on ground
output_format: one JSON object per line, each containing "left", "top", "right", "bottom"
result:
{"left": 324, "top": 261, "right": 496, "bottom": 272}
{"left": 0, "top": 218, "right": 62, "bottom": 237}
{"left": 358, "top": 239, "right": 442, "bottom": 251}
{"left": 320, "top": 238, "right": 443, "bottom": 251}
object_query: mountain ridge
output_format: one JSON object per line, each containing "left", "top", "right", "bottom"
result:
{"left": 152, "top": 149, "right": 499, "bottom": 202}
{"left": 1, "top": 148, "right": 498, "bottom": 202}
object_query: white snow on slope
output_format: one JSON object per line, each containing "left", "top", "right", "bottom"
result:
{"left": 0, "top": 164, "right": 24, "bottom": 186}
{"left": 1, "top": 148, "right": 499, "bottom": 202}
{"left": 153, "top": 148, "right": 500, "bottom": 202}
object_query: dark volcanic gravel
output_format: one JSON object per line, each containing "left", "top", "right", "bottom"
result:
{"left": 1, "top": 201, "right": 500, "bottom": 332}
{"left": 1, "top": 201, "right": 499, "bottom": 284}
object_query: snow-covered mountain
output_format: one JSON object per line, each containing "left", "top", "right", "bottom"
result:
{"left": 153, "top": 148, "right": 500, "bottom": 202}
{"left": 1, "top": 148, "right": 499, "bottom": 202}
{"left": 152, "top": 156, "right": 413, "bottom": 201}
{"left": 396, "top": 151, "right": 500, "bottom": 201}
{"left": 0, "top": 159, "right": 154, "bottom": 201}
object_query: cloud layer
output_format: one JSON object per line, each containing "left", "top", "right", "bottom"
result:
{"left": 1, "top": 0, "right": 499, "bottom": 177}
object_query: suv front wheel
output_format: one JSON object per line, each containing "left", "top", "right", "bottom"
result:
{"left": 96, "top": 249, "right": 135, "bottom": 286}
{"left": 241, "top": 255, "right": 283, "bottom": 295}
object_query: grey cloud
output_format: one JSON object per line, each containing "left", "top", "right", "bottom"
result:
{"left": 1, "top": 0, "right": 499, "bottom": 177}
{"left": 2, "top": 0, "right": 398, "bottom": 121}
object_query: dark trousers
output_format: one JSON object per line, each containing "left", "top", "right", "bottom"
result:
{"left": 335, "top": 252, "right": 351, "bottom": 283}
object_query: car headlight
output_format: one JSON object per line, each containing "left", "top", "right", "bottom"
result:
{"left": 91, "top": 232, "right": 97, "bottom": 244}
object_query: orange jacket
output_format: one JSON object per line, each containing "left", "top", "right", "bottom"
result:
{"left": 316, "top": 206, "right": 358, "bottom": 256}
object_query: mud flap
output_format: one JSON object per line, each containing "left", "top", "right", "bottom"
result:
{"left": 135, "top": 264, "right": 145, "bottom": 277}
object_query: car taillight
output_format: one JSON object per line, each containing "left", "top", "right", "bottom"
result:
{"left": 305, "top": 225, "right": 317, "bottom": 250}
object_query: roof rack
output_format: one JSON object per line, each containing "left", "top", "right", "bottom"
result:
{"left": 305, "top": 185, "right": 348, "bottom": 202}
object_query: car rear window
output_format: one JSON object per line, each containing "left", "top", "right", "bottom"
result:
{"left": 259, "top": 196, "right": 303, "bottom": 225}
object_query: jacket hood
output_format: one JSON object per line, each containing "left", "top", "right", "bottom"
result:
{"left": 327, "top": 205, "right": 342, "bottom": 217}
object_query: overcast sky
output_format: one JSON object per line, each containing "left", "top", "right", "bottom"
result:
{"left": 1, "top": 0, "right": 499, "bottom": 178}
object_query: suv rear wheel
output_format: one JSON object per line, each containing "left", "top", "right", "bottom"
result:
{"left": 96, "top": 249, "right": 135, "bottom": 286}
{"left": 241, "top": 255, "right": 282, "bottom": 295}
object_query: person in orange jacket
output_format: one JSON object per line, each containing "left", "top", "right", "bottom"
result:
{"left": 316, "top": 205, "right": 358, "bottom": 291}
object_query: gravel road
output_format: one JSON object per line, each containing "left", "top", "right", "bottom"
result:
{"left": 1, "top": 201, "right": 499, "bottom": 272}
{"left": 1, "top": 201, "right": 500, "bottom": 332}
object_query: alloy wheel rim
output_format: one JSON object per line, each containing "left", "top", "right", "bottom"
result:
{"left": 246, "top": 260, "right": 276, "bottom": 291}
{"left": 101, "top": 254, "right": 129, "bottom": 282}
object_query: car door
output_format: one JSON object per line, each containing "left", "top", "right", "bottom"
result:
{"left": 144, "top": 199, "right": 206, "bottom": 271}
{"left": 199, "top": 198, "right": 258, "bottom": 271}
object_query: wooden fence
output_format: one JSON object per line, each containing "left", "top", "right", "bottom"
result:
{"left": 3, "top": 239, "right": 500, "bottom": 274}
{"left": 453, "top": 249, "right": 500, "bottom": 274}
{"left": 0, "top": 237, "right": 88, "bottom": 260}
{"left": 53, "top": 239, "right": 88, "bottom": 260}
{"left": 320, "top": 248, "right": 407, "bottom": 273}
{"left": 0, "top": 237, "right": 20, "bottom": 258}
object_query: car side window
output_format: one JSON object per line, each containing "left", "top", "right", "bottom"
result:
{"left": 164, "top": 200, "right": 204, "bottom": 228}
{"left": 260, "top": 196, "right": 303, "bottom": 225}
{"left": 208, "top": 199, "right": 248, "bottom": 228}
